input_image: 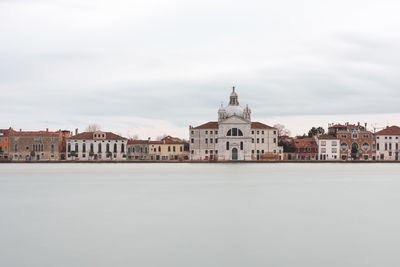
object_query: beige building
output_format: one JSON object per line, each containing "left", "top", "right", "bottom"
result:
{"left": 148, "top": 136, "right": 188, "bottom": 161}
{"left": 9, "top": 129, "right": 67, "bottom": 161}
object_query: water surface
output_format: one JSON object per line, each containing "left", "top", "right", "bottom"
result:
{"left": 1, "top": 163, "right": 399, "bottom": 267}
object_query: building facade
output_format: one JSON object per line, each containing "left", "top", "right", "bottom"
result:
{"left": 317, "top": 134, "right": 340, "bottom": 160}
{"left": 148, "top": 136, "right": 188, "bottom": 161}
{"left": 127, "top": 139, "right": 150, "bottom": 160}
{"left": 189, "top": 88, "right": 282, "bottom": 161}
{"left": 67, "top": 131, "right": 127, "bottom": 161}
{"left": 375, "top": 126, "right": 400, "bottom": 161}
{"left": 293, "top": 137, "right": 318, "bottom": 160}
{"left": 9, "top": 129, "right": 65, "bottom": 161}
{"left": 329, "top": 124, "right": 375, "bottom": 161}
{"left": 0, "top": 128, "right": 11, "bottom": 160}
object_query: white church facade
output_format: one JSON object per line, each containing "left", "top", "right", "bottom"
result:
{"left": 189, "top": 88, "right": 283, "bottom": 161}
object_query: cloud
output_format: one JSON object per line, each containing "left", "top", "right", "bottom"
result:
{"left": 1, "top": 0, "right": 400, "bottom": 137}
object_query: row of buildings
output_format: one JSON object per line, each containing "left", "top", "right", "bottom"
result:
{"left": 1, "top": 88, "right": 399, "bottom": 161}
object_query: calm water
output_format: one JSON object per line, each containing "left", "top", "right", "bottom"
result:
{"left": 1, "top": 163, "right": 400, "bottom": 267}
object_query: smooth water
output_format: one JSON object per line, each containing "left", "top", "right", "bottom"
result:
{"left": 0, "top": 163, "right": 400, "bottom": 267}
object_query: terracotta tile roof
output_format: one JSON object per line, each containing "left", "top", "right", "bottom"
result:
{"left": 193, "top": 121, "right": 218, "bottom": 129}
{"left": 293, "top": 137, "right": 318, "bottom": 148}
{"left": 375, "top": 126, "right": 400, "bottom": 135}
{"left": 148, "top": 136, "right": 185, "bottom": 145}
{"left": 0, "top": 129, "right": 11, "bottom": 135}
{"left": 161, "top": 136, "right": 185, "bottom": 144}
{"left": 128, "top": 139, "right": 149, "bottom": 145}
{"left": 251, "top": 122, "right": 275, "bottom": 129}
{"left": 9, "top": 129, "right": 61, "bottom": 136}
{"left": 68, "top": 132, "right": 126, "bottom": 140}
{"left": 318, "top": 134, "right": 338, "bottom": 140}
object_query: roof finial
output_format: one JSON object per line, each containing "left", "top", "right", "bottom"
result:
{"left": 232, "top": 86, "right": 235, "bottom": 92}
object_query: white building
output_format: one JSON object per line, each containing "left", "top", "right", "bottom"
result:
{"left": 67, "top": 131, "right": 127, "bottom": 161}
{"left": 189, "top": 88, "right": 283, "bottom": 161}
{"left": 317, "top": 134, "right": 340, "bottom": 160}
{"left": 375, "top": 126, "right": 400, "bottom": 161}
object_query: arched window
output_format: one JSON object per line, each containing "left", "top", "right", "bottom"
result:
{"left": 226, "top": 142, "right": 229, "bottom": 150}
{"left": 227, "top": 128, "right": 243, "bottom": 137}
{"left": 82, "top": 143, "right": 86, "bottom": 153}
{"left": 121, "top": 144, "right": 125, "bottom": 153}
{"left": 75, "top": 143, "right": 78, "bottom": 152}
{"left": 106, "top": 143, "right": 110, "bottom": 153}
{"left": 168, "top": 146, "right": 171, "bottom": 152}
{"left": 114, "top": 143, "right": 117, "bottom": 153}
{"left": 51, "top": 144, "right": 55, "bottom": 153}
{"left": 68, "top": 143, "right": 71, "bottom": 152}
{"left": 158, "top": 146, "right": 161, "bottom": 152}
{"left": 90, "top": 143, "right": 94, "bottom": 153}
{"left": 98, "top": 143, "right": 102, "bottom": 153}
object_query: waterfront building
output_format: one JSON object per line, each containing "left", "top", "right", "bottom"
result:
{"left": 0, "top": 128, "right": 11, "bottom": 160}
{"left": 293, "top": 137, "right": 318, "bottom": 160}
{"left": 127, "top": 139, "right": 150, "bottom": 160}
{"left": 317, "top": 134, "right": 340, "bottom": 160}
{"left": 189, "top": 88, "right": 282, "bottom": 161}
{"left": 67, "top": 131, "right": 127, "bottom": 161}
{"left": 9, "top": 128, "right": 67, "bottom": 161}
{"left": 375, "top": 126, "right": 400, "bottom": 161}
{"left": 329, "top": 123, "right": 374, "bottom": 160}
{"left": 148, "top": 136, "right": 188, "bottom": 161}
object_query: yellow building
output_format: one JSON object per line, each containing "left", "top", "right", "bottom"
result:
{"left": 149, "top": 136, "right": 188, "bottom": 161}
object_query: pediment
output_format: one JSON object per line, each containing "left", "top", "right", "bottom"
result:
{"left": 220, "top": 115, "right": 250, "bottom": 125}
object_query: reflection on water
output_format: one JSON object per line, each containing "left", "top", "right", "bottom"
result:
{"left": 1, "top": 163, "right": 400, "bottom": 267}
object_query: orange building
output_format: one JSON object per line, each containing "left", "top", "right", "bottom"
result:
{"left": 0, "top": 128, "right": 11, "bottom": 160}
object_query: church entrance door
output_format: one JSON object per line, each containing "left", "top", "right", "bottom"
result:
{"left": 232, "top": 148, "right": 238, "bottom": 160}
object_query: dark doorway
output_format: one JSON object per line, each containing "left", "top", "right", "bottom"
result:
{"left": 232, "top": 148, "right": 238, "bottom": 160}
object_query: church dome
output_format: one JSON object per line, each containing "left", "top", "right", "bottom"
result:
{"left": 225, "top": 105, "right": 244, "bottom": 117}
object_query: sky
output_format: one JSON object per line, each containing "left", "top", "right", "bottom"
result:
{"left": 1, "top": 0, "right": 400, "bottom": 139}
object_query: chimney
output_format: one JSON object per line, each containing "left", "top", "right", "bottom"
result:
{"left": 19, "top": 128, "right": 22, "bottom": 132}
{"left": 357, "top": 122, "right": 360, "bottom": 126}
{"left": 46, "top": 128, "right": 49, "bottom": 132}
{"left": 75, "top": 128, "right": 78, "bottom": 136}
{"left": 365, "top": 123, "right": 367, "bottom": 129}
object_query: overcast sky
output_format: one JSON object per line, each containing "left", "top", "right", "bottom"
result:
{"left": 1, "top": 0, "right": 399, "bottom": 138}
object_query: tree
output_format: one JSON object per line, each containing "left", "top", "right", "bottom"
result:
{"left": 308, "top": 127, "right": 325, "bottom": 137}
{"left": 156, "top": 134, "right": 168, "bottom": 141}
{"left": 273, "top": 124, "right": 291, "bottom": 137}
{"left": 85, "top": 124, "right": 101, "bottom": 132}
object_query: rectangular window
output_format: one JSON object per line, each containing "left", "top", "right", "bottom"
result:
{"left": 215, "top": 131, "right": 218, "bottom": 134}
{"left": 215, "top": 138, "right": 218, "bottom": 143}
{"left": 251, "top": 131, "right": 254, "bottom": 134}
{"left": 205, "top": 138, "right": 208, "bottom": 144}
{"left": 252, "top": 138, "right": 254, "bottom": 143}
{"left": 205, "top": 131, "right": 208, "bottom": 134}
{"left": 210, "top": 138, "right": 213, "bottom": 143}
{"left": 257, "top": 138, "right": 259, "bottom": 143}
{"left": 210, "top": 131, "right": 213, "bottom": 134}
{"left": 261, "top": 138, "right": 264, "bottom": 143}
{"left": 191, "top": 138, "right": 194, "bottom": 143}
